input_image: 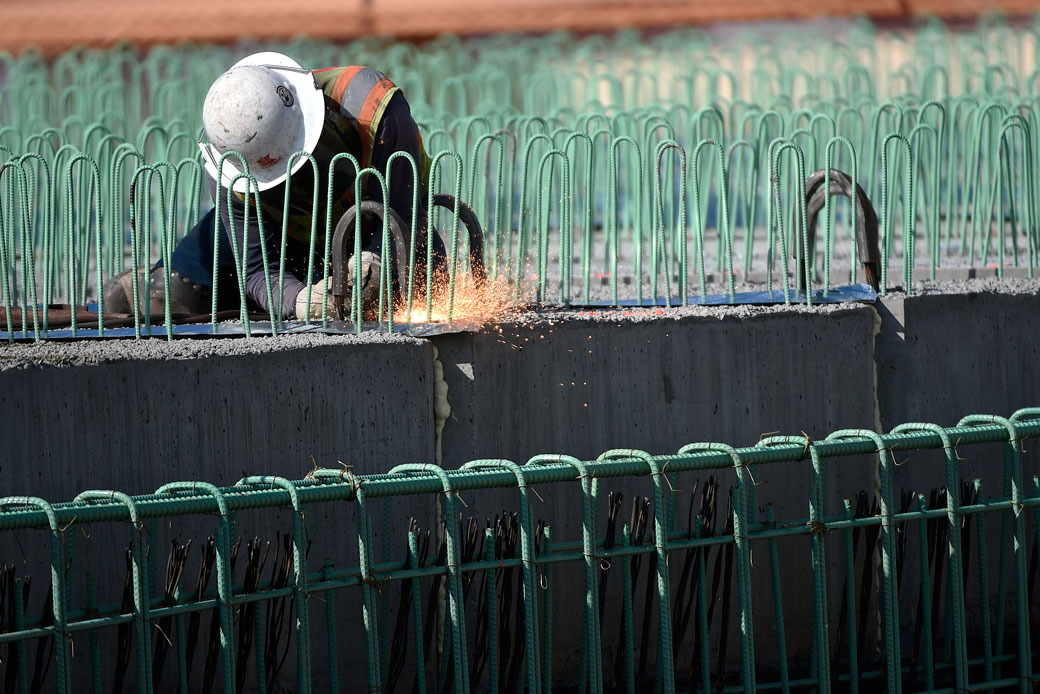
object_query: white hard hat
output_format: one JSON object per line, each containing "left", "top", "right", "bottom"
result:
{"left": 198, "top": 52, "right": 324, "bottom": 192}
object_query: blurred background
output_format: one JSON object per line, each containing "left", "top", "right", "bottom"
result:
{"left": 2, "top": 4, "right": 1040, "bottom": 694}
{"left": 0, "top": 0, "right": 1035, "bottom": 55}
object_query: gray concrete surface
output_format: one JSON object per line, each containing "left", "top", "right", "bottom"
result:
{"left": 433, "top": 301, "right": 880, "bottom": 463}
{"left": 0, "top": 332, "right": 438, "bottom": 693}
{"left": 0, "top": 332, "right": 436, "bottom": 497}
{"left": 1, "top": 279, "right": 1039, "bottom": 692}
{"left": 877, "top": 277, "right": 1040, "bottom": 431}
{"left": 432, "top": 301, "right": 883, "bottom": 677}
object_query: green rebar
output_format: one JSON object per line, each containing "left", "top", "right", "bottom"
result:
{"left": 0, "top": 497, "right": 70, "bottom": 694}
{"left": 462, "top": 460, "right": 541, "bottom": 694}
{"left": 971, "top": 479, "right": 995, "bottom": 682}
{"left": 892, "top": 423, "right": 969, "bottom": 691}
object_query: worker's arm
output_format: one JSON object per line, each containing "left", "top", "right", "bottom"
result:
{"left": 215, "top": 182, "right": 307, "bottom": 318}
{"left": 367, "top": 92, "right": 428, "bottom": 246}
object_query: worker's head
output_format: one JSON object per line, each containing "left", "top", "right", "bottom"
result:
{"left": 198, "top": 52, "right": 324, "bottom": 192}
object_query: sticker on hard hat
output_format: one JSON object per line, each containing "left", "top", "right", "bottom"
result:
{"left": 276, "top": 86, "right": 294, "bottom": 107}
{"left": 257, "top": 154, "right": 281, "bottom": 168}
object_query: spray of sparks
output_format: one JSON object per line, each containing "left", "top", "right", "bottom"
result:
{"left": 396, "top": 269, "right": 524, "bottom": 326}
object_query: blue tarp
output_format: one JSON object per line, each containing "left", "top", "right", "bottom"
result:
{"left": 0, "top": 284, "right": 877, "bottom": 341}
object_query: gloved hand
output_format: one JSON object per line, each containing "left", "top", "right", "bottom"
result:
{"left": 350, "top": 251, "right": 382, "bottom": 316}
{"left": 294, "top": 277, "right": 332, "bottom": 320}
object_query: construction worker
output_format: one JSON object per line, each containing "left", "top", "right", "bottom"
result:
{"left": 104, "top": 51, "right": 444, "bottom": 319}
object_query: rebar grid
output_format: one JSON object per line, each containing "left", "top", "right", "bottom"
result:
{"left": 1, "top": 408, "right": 1039, "bottom": 692}
{"left": 2, "top": 16, "right": 1040, "bottom": 341}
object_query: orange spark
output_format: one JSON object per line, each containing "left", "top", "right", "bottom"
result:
{"left": 396, "top": 270, "right": 523, "bottom": 326}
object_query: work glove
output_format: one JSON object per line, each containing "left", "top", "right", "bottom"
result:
{"left": 351, "top": 251, "right": 382, "bottom": 316}
{"left": 294, "top": 277, "right": 333, "bottom": 320}
{"left": 335, "top": 251, "right": 383, "bottom": 320}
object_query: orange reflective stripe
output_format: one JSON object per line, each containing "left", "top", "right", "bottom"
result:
{"left": 330, "top": 66, "right": 363, "bottom": 105}
{"left": 358, "top": 78, "right": 395, "bottom": 130}
{"left": 357, "top": 78, "right": 397, "bottom": 168}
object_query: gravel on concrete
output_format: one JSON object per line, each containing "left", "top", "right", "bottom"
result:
{"left": 502, "top": 296, "right": 865, "bottom": 327}
{"left": 910, "top": 276, "right": 1040, "bottom": 296}
{"left": 3, "top": 276, "right": 1036, "bottom": 371}
{"left": 0, "top": 331, "right": 425, "bottom": 371}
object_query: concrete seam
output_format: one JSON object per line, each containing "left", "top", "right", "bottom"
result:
{"left": 869, "top": 303, "right": 884, "bottom": 497}
{"left": 430, "top": 342, "right": 450, "bottom": 668}
{"left": 432, "top": 344, "right": 451, "bottom": 468}
{"left": 868, "top": 301, "right": 886, "bottom": 652}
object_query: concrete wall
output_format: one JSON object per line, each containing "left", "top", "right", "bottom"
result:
{"left": 876, "top": 289, "right": 1040, "bottom": 431}
{"left": 433, "top": 304, "right": 880, "bottom": 465}
{"left": 429, "top": 303, "right": 885, "bottom": 677}
{"left": 0, "top": 334, "right": 436, "bottom": 499}
{"left": 0, "top": 333, "right": 438, "bottom": 693}
{"left": 0, "top": 280, "right": 1038, "bottom": 692}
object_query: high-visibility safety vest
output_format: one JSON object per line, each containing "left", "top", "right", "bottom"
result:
{"left": 314, "top": 65, "right": 401, "bottom": 170}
